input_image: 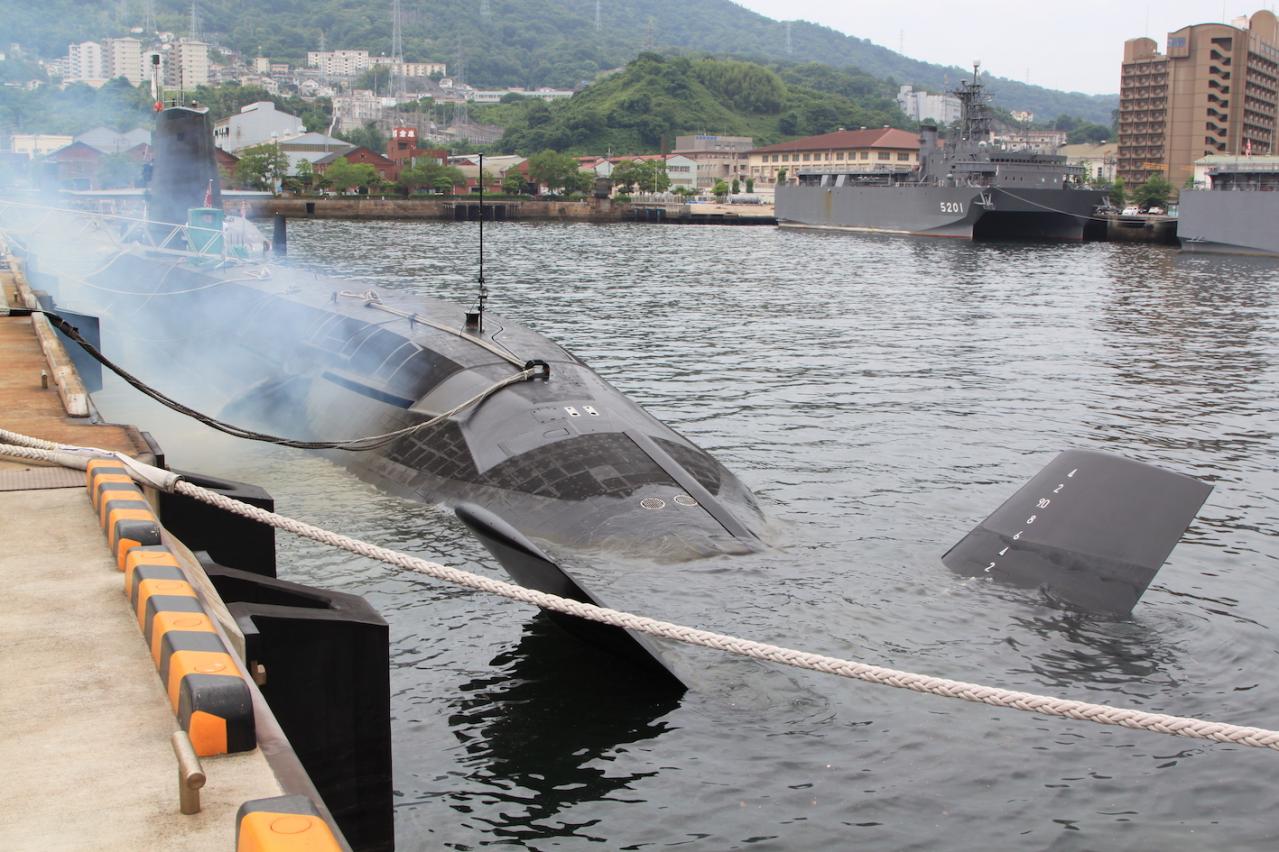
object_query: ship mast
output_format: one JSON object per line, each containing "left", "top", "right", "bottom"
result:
{"left": 955, "top": 61, "right": 993, "bottom": 143}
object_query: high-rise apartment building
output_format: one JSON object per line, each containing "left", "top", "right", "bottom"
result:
{"left": 1119, "top": 10, "right": 1279, "bottom": 186}
{"left": 66, "top": 41, "right": 105, "bottom": 82}
{"left": 104, "top": 37, "right": 142, "bottom": 86}
{"left": 165, "top": 39, "right": 209, "bottom": 92}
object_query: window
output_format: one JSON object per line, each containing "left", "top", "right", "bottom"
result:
{"left": 860, "top": 151, "right": 869, "bottom": 160}
{"left": 836, "top": 151, "right": 844, "bottom": 160}
{"left": 878, "top": 151, "right": 890, "bottom": 160}
{"left": 897, "top": 152, "right": 910, "bottom": 161}
{"left": 803, "top": 153, "right": 811, "bottom": 161}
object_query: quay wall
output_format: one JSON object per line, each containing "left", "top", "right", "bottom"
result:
{"left": 250, "top": 197, "right": 627, "bottom": 222}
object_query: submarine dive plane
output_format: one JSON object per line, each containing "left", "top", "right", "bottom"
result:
{"left": 4, "top": 106, "right": 1214, "bottom": 685}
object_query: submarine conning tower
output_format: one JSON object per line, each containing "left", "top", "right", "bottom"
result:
{"left": 148, "top": 106, "right": 222, "bottom": 228}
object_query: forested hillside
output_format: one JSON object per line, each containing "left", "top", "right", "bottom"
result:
{"left": 2, "top": 0, "right": 1116, "bottom": 124}
{"left": 487, "top": 55, "right": 904, "bottom": 154}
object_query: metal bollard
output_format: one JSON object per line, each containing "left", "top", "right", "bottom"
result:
{"left": 171, "top": 730, "right": 206, "bottom": 815}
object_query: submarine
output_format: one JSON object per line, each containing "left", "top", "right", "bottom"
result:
{"left": 17, "top": 105, "right": 768, "bottom": 682}
{"left": 8, "top": 106, "right": 1216, "bottom": 684}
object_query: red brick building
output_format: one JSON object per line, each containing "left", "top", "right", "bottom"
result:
{"left": 313, "top": 146, "right": 397, "bottom": 182}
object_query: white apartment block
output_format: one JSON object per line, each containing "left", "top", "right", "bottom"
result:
{"left": 896, "top": 85, "right": 962, "bottom": 125}
{"left": 66, "top": 41, "right": 105, "bottom": 83}
{"left": 104, "top": 37, "right": 142, "bottom": 86}
{"left": 306, "top": 50, "right": 370, "bottom": 77}
{"left": 368, "top": 56, "right": 446, "bottom": 77}
{"left": 165, "top": 39, "right": 209, "bottom": 91}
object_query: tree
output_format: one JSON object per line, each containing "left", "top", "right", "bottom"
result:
{"left": 712, "top": 179, "right": 730, "bottom": 199}
{"left": 336, "top": 122, "right": 386, "bottom": 154}
{"left": 502, "top": 171, "right": 527, "bottom": 194}
{"left": 295, "top": 159, "right": 315, "bottom": 191}
{"left": 777, "top": 167, "right": 788, "bottom": 183}
{"left": 731, "top": 178, "right": 740, "bottom": 194}
{"left": 396, "top": 159, "right": 464, "bottom": 194}
{"left": 1132, "top": 174, "right": 1173, "bottom": 210}
{"left": 609, "top": 159, "right": 643, "bottom": 193}
{"left": 324, "top": 157, "right": 380, "bottom": 192}
{"left": 745, "top": 177, "right": 754, "bottom": 193}
{"left": 235, "top": 143, "right": 289, "bottom": 191}
{"left": 527, "top": 149, "right": 581, "bottom": 193}
{"left": 1109, "top": 176, "right": 1126, "bottom": 208}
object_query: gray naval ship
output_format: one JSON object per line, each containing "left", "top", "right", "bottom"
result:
{"left": 1178, "top": 157, "right": 1279, "bottom": 256}
{"left": 776, "top": 66, "right": 1109, "bottom": 241}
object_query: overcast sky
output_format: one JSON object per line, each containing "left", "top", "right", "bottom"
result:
{"left": 732, "top": 0, "right": 1272, "bottom": 94}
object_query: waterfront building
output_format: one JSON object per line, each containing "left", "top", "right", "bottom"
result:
{"left": 9, "top": 134, "right": 74, "bottom": 156}
{"left": 213, "top": 102, "right": 306, "bottom": 153}
{"left": 1118, "top": 9, "right": 1279, "bottom": 186}
{"left": 313, "top": 147, "right": 397, "bottom": 182}
{"left": 747, "top": 127, "right": 920, "bottom": 186}
{"left": 1060, "top": 142, "right": 1120, "bottom": 182}
{"left": 76, "top": 127, "right": 151, "bottom": 154}
{"left": 104, "top": 37, "right": 142, "bottom": 86}
{"left": 896, "top": 85, "right": 962, "bottom": 124}
{"left": 276, "top": 132, "right": 354, "bottom": 174}
{"left": 671, "top": 135, "right": 753, "bottom": 191}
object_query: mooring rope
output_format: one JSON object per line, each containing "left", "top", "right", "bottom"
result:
{"left": 2, "top": 427, "right": 1278, "bottom": 752}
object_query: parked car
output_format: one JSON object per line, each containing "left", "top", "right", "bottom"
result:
{"left": 1121, "top": 206, "right": 1142, "bottom": 216}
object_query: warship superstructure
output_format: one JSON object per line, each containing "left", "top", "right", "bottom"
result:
{"left": 776, "top": 66, "right": 1109, "bottom": 241}
{"left": 1178, "top": 157, "right": 1279, "bottom": 256}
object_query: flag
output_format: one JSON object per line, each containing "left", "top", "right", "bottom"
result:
{"left": 203, "top": 179, "right": 213, "bottom": 208}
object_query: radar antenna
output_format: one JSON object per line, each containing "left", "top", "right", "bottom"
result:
{"left": 954, "top": 61, "right": 993, "bottom": 142}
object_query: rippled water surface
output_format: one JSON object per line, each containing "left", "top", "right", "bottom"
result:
{"left": 93, "top": 221, "right": 1279, "bottom": 850}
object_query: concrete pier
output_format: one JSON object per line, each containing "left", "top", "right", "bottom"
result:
{"left": 0, "top": 259, "right": 338, "bottom": 849}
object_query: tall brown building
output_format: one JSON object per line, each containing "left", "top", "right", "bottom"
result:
{"left": 1119, "top": 10, "right": 1279, "bottom": 187}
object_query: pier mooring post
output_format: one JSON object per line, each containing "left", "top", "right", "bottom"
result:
{"left": 272, "top": 214, "right": 287, "bottom": 256}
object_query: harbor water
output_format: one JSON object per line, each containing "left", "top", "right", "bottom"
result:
{"left": 91, "top": 221, "right": 1279, "bottom": 850}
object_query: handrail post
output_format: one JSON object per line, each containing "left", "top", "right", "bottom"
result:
{"left": 171, "top": 730, "right": 206, "bottom": 815}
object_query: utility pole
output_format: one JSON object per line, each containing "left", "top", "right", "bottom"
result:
{"left": 391, "top": 0, "right": 404, "bottom": 100}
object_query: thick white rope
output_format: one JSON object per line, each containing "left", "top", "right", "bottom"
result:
{"left": 3, "top": 429, "right": 1278, "bottom": 752}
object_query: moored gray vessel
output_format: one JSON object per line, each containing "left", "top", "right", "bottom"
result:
{"left": 776, "top": 66, "right": 1109, "bottom": 241}
{"left": 1178, "top": 156, "right": 1279, "bottom": 256}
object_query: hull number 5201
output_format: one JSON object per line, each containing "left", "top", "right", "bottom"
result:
{"left": 940, "top": 202, "right": 964, "bottom": 214}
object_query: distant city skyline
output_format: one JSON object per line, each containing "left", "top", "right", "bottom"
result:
{"left": 734, "top": 0, "right": 1272, "bottom": 96}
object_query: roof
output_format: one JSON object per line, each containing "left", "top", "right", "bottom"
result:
{"left": 75, "top": 127, "right": 151, "bottom": 154}
{"left": 751, "top": 128, "right": 919, "bottom": 154}
{"left": 1059, "top": 142, "right": 1118, "bottom": 158}
{"left": 276, "top": 133, "right": 353, "bottom": 152}
{"left": 313, "top": 146, "right": 393, "bottom": 167}
{"left": 45, "top": 141, "right": 103, "bottom": 162}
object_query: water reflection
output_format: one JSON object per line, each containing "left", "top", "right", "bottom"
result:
{"left": 445, "top": 614, "right": 681, "bottom": 844}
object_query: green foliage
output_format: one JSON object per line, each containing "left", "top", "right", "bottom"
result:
{"left": 235, "top": 143, "right": 289, "bottom": 190}
{"left": 1132, "top": 174, "right": 1173, "bottom": 209}
{"left": 495, "top": 54, "right": 906, "bottom": 156}
{"left": 191, "top": 84, "right": 332, "bottom": 133}
{"left": 501, "top": 171, "right": 526, "bottom": 194}
{"left": 712, "top": 179, "right": 729, "bottom": 199}
{"left": 336, "top": 122, "right": 387, "bottom": 154}
{"left": 526, "top": 149, "right": 581, "bottom": 192}
{"left": 745, "top": 177, "right": 754, "bottom": 193}
{"left": 323, "top": 157, "right": 380, "bottom": 191}
{"left": 730, "top": 177, "right": 740, "bottom": 194}
{"left": 0, "top": 78, "right": 152, "bottom": 134}
{"left": 2, "top": 0, "right": 1114, "bottom": 124}
{"left": 1109, "top": 176, "right": 1126, "bottom": 207}
{"left": 1066, "top": 123, "right": 1111, "bottom": 144}
{"left": 397, "top": 158, "right": 464, "bottom": 193}
{"left": 611, "top": 159, "right": 669, "bottom": 193}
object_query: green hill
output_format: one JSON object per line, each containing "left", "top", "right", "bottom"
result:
{"left": 3, "top": 0, "right": 1116, "bottom": 125}
{"left": 484, "top": 55, "right": 904, "bottom": 154}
